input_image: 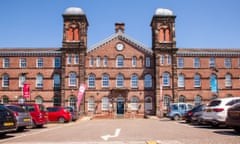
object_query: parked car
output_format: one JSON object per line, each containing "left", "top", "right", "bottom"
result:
{"left": 226, "top": 103, "right": 240, "bottom": 133}
{"left": 5, "top": 104, "right": 32, "bottom": 131}
{"left": 0, "top": 104, "right": 16, "bottom": 135}
{"left": 16, "top": 103, "right": 48, "bottom": 128}
{"left": 167, "top": 103, "right": 194, "bottom": 120}
{"left": 64, "top": 106, "right": 78, "bottom": 121}
{"left": 47, "top": 106, "right": 71, "bottom": 123}
{"left": 202, "top": 97, "right": 240, "bottom": 127}
{"left": 184, "top": 104, "right": 206, "bottom": 124}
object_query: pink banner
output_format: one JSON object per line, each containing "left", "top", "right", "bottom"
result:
{"left": 77, "top": 84, "right": 86, "bottom": 108}
{"left": 23, "top": 83, "right": 30, "bottom": 99}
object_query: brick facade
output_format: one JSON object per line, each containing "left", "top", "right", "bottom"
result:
{"left": 0, "top": 7, "right": 240, "bottom": 118}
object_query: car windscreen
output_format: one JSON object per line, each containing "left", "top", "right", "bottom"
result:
{"left": 6, "top": 105, "right": 26, "bottom": 113}
{"left": 208, "top": 100, "right": 221, "bottom": 107}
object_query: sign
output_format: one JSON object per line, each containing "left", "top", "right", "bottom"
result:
{"left": 23, "top": 83, "right": 30, "bottom": 99}
{"left": 77, "top": 84, "right": 86, "bottom": 108}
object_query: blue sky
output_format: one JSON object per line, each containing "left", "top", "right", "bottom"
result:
{"left": 0, "top": 0, "right": 239, "bottom": 48}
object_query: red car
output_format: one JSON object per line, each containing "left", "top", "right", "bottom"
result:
{"left": 16, "top": 103, "right": 48, "bottom": 128}
{"left": 47, "top": 106, "right": 71, "bottom": 123}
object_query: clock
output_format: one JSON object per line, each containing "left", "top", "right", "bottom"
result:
{"left": 116, "top": 43, "right": 124, "bottom": 51}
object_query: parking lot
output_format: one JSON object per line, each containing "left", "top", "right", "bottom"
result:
{"left": 0, "top": 118, "right": 239, "bottom": 144}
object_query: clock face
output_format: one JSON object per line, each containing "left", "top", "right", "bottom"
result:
{"left": 116, "top": 43, "right": 124, "bottom": 51}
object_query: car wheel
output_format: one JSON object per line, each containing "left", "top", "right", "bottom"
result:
{"left": 234, "top": 127, "right": 240, "bottom": 133}
{"left": 31, "top": 121, "right": 37, "bottom": 128}
{"left": 173, "top": 114, "right": 180, "bottom": 121}
{"left": 58, "top": 117, "right": 65, "bottom": 123}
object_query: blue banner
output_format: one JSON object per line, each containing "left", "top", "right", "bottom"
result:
{"left": 210, "top": 76, "right": 218, "bottom": 92}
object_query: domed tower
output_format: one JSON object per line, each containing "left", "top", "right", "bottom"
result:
{"left": 60, "top": 7, "right": 88, "bottom": 110}
{"left": 151, "top": 8, "right": 178, "bottom": 116}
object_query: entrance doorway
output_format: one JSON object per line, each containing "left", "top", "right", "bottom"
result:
{"left": 116, "top": 98, "right": 124, "bottom": 115}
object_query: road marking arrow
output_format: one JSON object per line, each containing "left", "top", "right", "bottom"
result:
{"left": 101, "top": 128, "right": 121, "bottom": 141}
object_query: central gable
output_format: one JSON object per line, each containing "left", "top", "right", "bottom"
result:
{"left": 87, "top": 31, "right": 152, "bottom": 56}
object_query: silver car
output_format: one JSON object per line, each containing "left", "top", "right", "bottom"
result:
{"left": 5, "top": 104, "right": 32, "bottom": 131}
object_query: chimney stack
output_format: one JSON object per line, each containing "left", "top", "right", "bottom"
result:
{"left": 115, "top": 23, "right": 125, "bottom": 33}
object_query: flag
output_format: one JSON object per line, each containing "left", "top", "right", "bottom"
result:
{"left": 23, "top": 83, "right": 30, "bottom": 99}
{"left": 77, "top": 84, "right": 86, "bottom": 109}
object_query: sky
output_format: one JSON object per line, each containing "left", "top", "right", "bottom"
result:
{"left": 0, "top": 0, "right": 240, "bottom": 49}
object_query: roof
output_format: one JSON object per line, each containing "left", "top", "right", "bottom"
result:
{"left": 177, "top": 48, "right": 240, "bottom": 56}
{"left": 0, "top": 48, "right": 61, "bottom": 56}
{"left": 63, "top": 7, "right": 85, "bottom": 15}
{"left": 87, "top": 31, "right": 152, "bottom": 55}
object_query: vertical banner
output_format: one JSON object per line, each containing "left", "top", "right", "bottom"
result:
{"left": 77, "top": 84, "right": 86, "bottom": 109}
{"left": 23, "top": 83, "right": 30, "bottom": 99}
{"left": 210, "top": 76, "right": 218, "bottom": 92}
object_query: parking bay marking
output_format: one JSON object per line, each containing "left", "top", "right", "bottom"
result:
{"left": 101, "top": 128, "right": 121, "bottom": 141}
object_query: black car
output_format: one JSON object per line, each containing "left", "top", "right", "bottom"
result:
{"left": 184, "top": 104, "right": 206, "bottom": 124}
{"left": 0, "top": 104, "right": 17, "bottom": 135}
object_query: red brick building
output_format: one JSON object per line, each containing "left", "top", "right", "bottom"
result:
{"left": 1, "top": 7, "right": 240, "bottom": 117}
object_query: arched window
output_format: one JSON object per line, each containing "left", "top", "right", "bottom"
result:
{"left": 1, "top": 96, "right": 9, "bottom": 104}
{"left": 116, "top": 74, "right": 124, "bottom": 87}
{"left": 88, "top": 74, "right": 95, "bottom": 88}
{"left": 102, "top": 97, "right": 109, "bottom": 111}
{"left": 144, "top": 74, "right": 152, "bottom": 88}
{"left": 195, "top": 95, "right": 202, "bottom": 106}
{"left": 194, "top": 74, "right": 201, "bottom": 87}
{"left": 53, "top": 74, "right": 61, "bottom": 88}
{"left": 144, "top": 96, "right": 153, "bottom": 113}
{"left": 69, "top": 72, "right": 77, "bottom": 86}
{"left": 19, "top": 74, "right": 26, "bottom": 87}
{"left": 131, "top": 96, "right": 139, "bottom": 110}
{"left": 163, "top": 95, "right": 171, "bottom": 110}
{"left": 165, "top": 28, "right": 170, "bottom": 41}
{"left": 2, "top": 74, "right": 9, "bottom": 87}
{"left": 132, "top": 56, "right": 137, "bottom": 67}
{"left": 90, "top": 56, "right": 94, "bottom": 67}
{"left": 225, "top": 74, "right": 232, "bottom": 87}
{"left": 103, "top": 56, "right": 108, "bottom": 67}
{"left": 88, "top": 97, "right": 95, "bottom": 111}
{"left": 36, "top": 74, "right": 43, "bottom": 88}
{"left": 178, "top": 74, "right": 185, "bottom": 87}
{"left": 69, "top": 95, "right": 77, "bottom": 109}
{"left": 116, "top": 55, "right": 124, "bottom": 67}
{"left": 163, "top": 72, "right": 170, "bottom": 86}
{"left": 102, "top": 74, "right": 109, "bottom": 87}
{"left": 179, "top": 95, "right": 186, "bottom": 103}
{"left": 53, "top": 95, "right": 61, "bottom": 106}
{"left": 35, "top": 96, "right": 43, "bottom": 104}
{"left": 131, "top": 74, "right": 138, "bottom": 88}
{"left": 167, "top": 55, "right": 171, "bottom": 65}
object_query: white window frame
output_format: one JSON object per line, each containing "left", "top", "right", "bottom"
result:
{"left": 178, "top": 74, "right": 185, "bottom": 87}
{"left": 163, "top": 72, "right": 170, "bottom": 86}
{"left": 102, "top": 74, "right": 109, "bottom": 88}
{"left": 131, "top": 74, "right": 138, "bottom": 88}
{"left": 132, "top": 56, "right": 137, "bottom": 67}
{"left": 3, "top": 58, "right": 9, "bottom": 68}
{"left": 144, "top": 74, "right": 152, "bottom": 88}
{"left": 146, "top": 57, "right": 150, "bottom": 67}
{"left": 116, "top": 74, "right": 124, "bottom": 87}
{"left": 69, "top": 72, "right": 77, "bottom": 86}
{"left": 54, "top": 57, "right": 61, "bottom": 68}
{"left": 178, "top": 58, "right": 184, "bottom": 68}
{"left": 88, "top": 74, "right": 95, "bottom": 88}
{"left": 20, "top": 58, "right": 27, "bottom": 68}
{"left": 116, "top": 55, "right": 124, "bottom": 68}
{"left": 37, "top": 58, "right": 43, "bottom": 68}
{"left": 36, "top": 74, "right": 43, "bottom": 88}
